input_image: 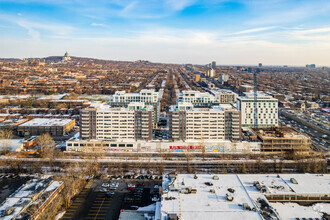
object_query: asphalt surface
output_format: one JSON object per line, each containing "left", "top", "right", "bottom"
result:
{"left": 61, "top": 178, "right": 161, "bottom": 220}
{"left": 279, "top": 115, "right": 329, "bottom": 152}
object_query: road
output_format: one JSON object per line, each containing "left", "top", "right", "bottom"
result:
{"left": 279, "top": 112, "right": 329, "bottom": 153}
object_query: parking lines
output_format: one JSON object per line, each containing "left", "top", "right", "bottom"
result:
{"left": 61, "top": 182, "right": 94, "bottom": 219}
{"left": 93, "top": 197, "right": 105, "bottom": 220}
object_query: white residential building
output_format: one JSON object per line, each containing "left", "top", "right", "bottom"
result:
{"left": 210, "top": 89, "right": 238, "bottom": 104}
{"left": 176, "top": 90, "right": 219, "bottom": 108}
{"left": 169, "top": 103, "right": 241, "bottom": 141}
{"left": 237, "top": 91, "right": 278, "bottom": 128}
{"left": 80, "top": 103, "right": 152, "bottom": 141}
{"left": 109, "top": 89, "right": 160, "bottom": 128}
{"left": 109, "top": 89, "right": 159, "bottom": 103}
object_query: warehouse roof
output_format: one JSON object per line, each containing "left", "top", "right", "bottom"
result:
{"left": 161, "top": 174, "right": 330, "bottom": 220}
{"left": 18, "top": 118, "right": 74, "bottom": 127}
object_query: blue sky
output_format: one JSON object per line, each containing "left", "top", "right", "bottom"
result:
{"left": 1, "top": 0, "right": 330, "bottom": 65}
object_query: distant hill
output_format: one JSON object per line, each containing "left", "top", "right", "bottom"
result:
{"left": 43, "top": 56, "right": 64, "bottom": 63}
{"left": 0, "top": 58, "right": 23, "bottom": 62}
{"left": 43, "top": 56, "right": 128, "bottom": 64}
{"left": 0, "top": 55, "right": 143, "bottom": 65}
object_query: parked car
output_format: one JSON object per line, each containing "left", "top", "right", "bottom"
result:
{"left": 102, "top": 183, "right": 110, "bottom": 188}
{"left": 152, "top": 196, "right": 160, "bottom": 202}
{"left": 106, "top": 191, "right": 115, "bottom": 198}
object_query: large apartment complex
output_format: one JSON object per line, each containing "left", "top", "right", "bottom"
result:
{"left": 176, "top": 90, "right": 219, "bottom": 108}
{"left": 169, "top": 103, "right": 241, "bottom": 141}
{"left": 80, "top": 103, "right": 152, "bottom": 141}
{"left": 109, "top": 89, "right": 160, "bottom": 128}
{"left": 237, "top": 91, "right": 278, "bottom": 128}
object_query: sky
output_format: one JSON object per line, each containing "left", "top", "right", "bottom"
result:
{"left": 0, "top": 0, "right": 330, "bottom": 66}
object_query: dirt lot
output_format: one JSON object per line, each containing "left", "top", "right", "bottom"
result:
{"left": 61, "top": 178, "right": 162, "bottom": 220}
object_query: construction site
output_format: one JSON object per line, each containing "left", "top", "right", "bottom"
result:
{"left": 249, "top": 127, "right": 311, "bottom": 156}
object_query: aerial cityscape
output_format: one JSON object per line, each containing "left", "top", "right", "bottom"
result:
{"left": 0, "top": 0, "right": 329, "bottom": 220}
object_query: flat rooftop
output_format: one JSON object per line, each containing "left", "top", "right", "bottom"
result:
{"left": 210, "top": 89, "right": 237, "bottom": 95}
{"left": 0, "top": 119, "right": 27, "bottom": 127}
{"left": 161, "top": 174, "right": 330, "bottom": 220}
{"left": 19, "top": 118, "right": 74, "bottom": 127}
{"left": 252, "top": 127, "right": 310, "bottom": 140}
{"left": 161, "top": 174, "right": 263, "bottom": 220}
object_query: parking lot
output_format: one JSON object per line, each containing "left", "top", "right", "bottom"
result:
{"left": 62, "top": 176, "right": 162, "bottom": 220}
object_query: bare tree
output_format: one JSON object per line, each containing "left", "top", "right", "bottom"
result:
{"left": 36, "top": 133, "right": 55, "bottom": 156}
{"left": 36, "top": 133, "right": 57, "bottom": 169}
{"left": 0, "top": 128, "right": 13, "bottom": 154}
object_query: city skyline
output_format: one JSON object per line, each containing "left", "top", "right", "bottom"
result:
{"left": 1, "top": 0, "right": 330, "bottom": 65}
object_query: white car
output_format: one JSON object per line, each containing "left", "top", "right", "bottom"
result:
{"left": 152, "top": 196, "right": 160, "bottom": 202}
{"left": 102, "top": 183, "right": 110, "bottom": 188}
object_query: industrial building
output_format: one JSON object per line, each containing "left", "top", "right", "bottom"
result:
{"left": 17, "top": 118, "right": 75, "bottom": 137}
{"left": 210, "top": 89, "right": 238, "bottom": 104}
{"left": 250, "top": 127, "right": 311, "bottom": 155}
{"left": 109, "top": 89, "right": 160, "bottom": 128}
{"left": 160, "top": 173, "right": 330, "bottom": 220}
{"left": 237, "top": 91, "right": 278, "bottom": 128}
{"left": 176, "top": 90, "right": 219, "bottom": 108}
{"left": 80, "top": 102, "right": 153, "bottom": 141}
{"left": 66, "top": 139, "right": 260, "bottom": 153}
{"left": 0, "top": 178, "right": 63, "bottom": 220}
{"left": 169, "top": 103, "right": 241, "bottom": 141}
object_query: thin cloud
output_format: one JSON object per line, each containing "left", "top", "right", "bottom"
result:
{"left": 0, "top": 13, "right": 74, "bottom": 40}
{"left": 232, "top": 27, "right": 276, "bottom": 35}
{"left": 165, "top": 0, "right": 196, "bottom": 11}
{"left": 91, "top": 23, "right": 105, "bottom": 27}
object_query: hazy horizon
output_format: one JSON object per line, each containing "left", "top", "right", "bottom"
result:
{"left": 1, "top": 0, "right": 330, "bottom": 66}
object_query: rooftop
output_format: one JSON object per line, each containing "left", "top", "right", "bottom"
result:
{"left": 161, "top": 174, "right": 262, "bottom": 220}
{"left": 0, "top": 178, "right": 63, "bottom": 220}
{"left": 161, "top": 174, "right": 330, "bottom": 220}
{"left": 171, "top": 103, "right": 237, "bottom": 112}
{"left": 252, "top": 127, "right": 310, "bottom": 140}
{"left": 18, "top": 118, "right": 74, "bottom": 127}
{"left": 238, "top": 91, "right": 277, "bottom": 100}
{"left": 210, "top": 89, "right": 238, "bottom": 95}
